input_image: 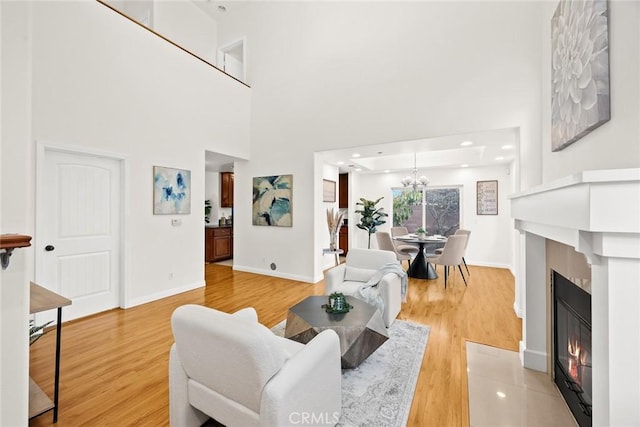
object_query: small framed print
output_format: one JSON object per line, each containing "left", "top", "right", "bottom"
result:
{"left": 477, "top": 180, "right": 498, "bottom": 215}
{"left": 323, "top": 179, "right": 336, "bottom": 202}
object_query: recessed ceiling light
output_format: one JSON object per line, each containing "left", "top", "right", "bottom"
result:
{"left": 352, "top": 153, "right": 361, "bottom": 158}
{"left": 337, "top": 161, "right": 344, "bottom": 165}
{"left": 496, "top": 391, "right": 506, "bottom": 399}
{"left": 461, "top": 164, "right": 469, "bottom": 168}
{"left": 501, "top": 144, "right": 513, "bottom": 150}
{"left": 377, "top": 151, "right": 383, "bottom": 155}
{"left": 355, "top": 168, "right": 362, "bottom": 172}
{"left": 461, "top": 141, "right": 473, "bottom": 147}
{"left": 217, "top": 5, "right": 227, "bottom": 12}
{"left": 384, "top": 169, "right": 390, "bottom": 173}
{"left": 495, "top": 156, "right": 504, "bottom": 161}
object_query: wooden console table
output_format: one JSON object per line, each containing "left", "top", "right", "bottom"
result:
{"left": 29, "top": 282, "right": 71, "bottom": 423}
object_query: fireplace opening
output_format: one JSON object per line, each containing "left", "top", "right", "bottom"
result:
{"left": 553, "top": 270, "right": 592, "bottom": 427}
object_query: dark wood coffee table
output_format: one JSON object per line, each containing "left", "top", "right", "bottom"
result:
{"left": 285, "top": 295, "right": 388, "bottom": 368}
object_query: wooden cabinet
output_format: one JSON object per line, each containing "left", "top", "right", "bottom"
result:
{"left": 205, "top": 228, "right": 215, "bottom": 262}
{"left": 339, "top": 173, "right": 348, "bottom": 209}
{"left": 205, "top": 227, "right": 233, "bottom": 262}
{"left": 220, "top": 172, "right": 234, "bottom": 208}
{"left": 339, "top": 226, "right": 348, "bottom": 256}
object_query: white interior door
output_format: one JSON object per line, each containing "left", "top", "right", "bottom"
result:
{"left": 36, "top": 149, "right": 122, "bottom": 322}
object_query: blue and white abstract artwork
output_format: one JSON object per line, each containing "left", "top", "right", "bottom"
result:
{"left": 153, "top": 166, "right": 191, "bottom": 215}
{"left": 252, "top": 174, "right": 292, "bottom": 226}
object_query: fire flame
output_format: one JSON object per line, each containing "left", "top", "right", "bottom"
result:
{"left": 567, "top": 339, "right": 588, "bottom": 383}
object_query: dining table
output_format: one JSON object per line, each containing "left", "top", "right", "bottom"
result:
{"left": 394, "top": 234, "right": 448, "bottom": 279}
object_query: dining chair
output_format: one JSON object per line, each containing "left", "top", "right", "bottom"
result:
{"left": 434, "top": 229, "right": 471, "bottom": 275}
{"left": 390, "top": 227, "right": 419, "bottom": 257}
{"left": 426, "top": 234, "right": 468, "bottom": 288}
{"left": 376, "top": 231, "right": 412, "bottom": 269}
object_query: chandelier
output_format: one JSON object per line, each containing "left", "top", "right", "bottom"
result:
{"left": 401, "top": 153, "right": 429, "bottom": 190}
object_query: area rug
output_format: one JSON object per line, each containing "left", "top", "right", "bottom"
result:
{"left": 272, "top": 319, "right": 430, "bottom": 427}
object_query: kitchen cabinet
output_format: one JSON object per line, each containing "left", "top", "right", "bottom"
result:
{"left": 339, "top": 173, "right": 348, "bottom": 209}
{"left": 220, "top": 172, "right": 234, "bottom": 208}
{"left": 339, "top": 226, "right": 348, "bottom": 256}
{"left": 205, "top": 227, "right": 233, "bottom": 262}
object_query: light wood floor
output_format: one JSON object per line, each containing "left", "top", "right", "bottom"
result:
{"left": 29, "top": 262, "right": 521, "bottom": 426}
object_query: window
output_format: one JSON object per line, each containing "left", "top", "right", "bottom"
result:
{"left": 392, "top": 186, "right": 461, "bottom": 236}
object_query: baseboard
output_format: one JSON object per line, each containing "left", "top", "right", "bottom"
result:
{"left": 232, "top": 264, "right": 318, "bottom": 284}
{"left": 466, "top": 260, "right": 513, "bottom": 270}
{"left": 519, "top": 342, "right": 547, "bottom": 372}
{"left": 124, "top": 280, "right": 205, "bottom": 308}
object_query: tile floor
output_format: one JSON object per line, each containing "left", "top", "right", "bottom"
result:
{"left": 466, "top": 341, "right": 577, "bottom": 427}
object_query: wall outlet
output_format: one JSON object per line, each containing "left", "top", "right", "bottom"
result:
{"left": 171, "top": 219, "right": 182, "bottom": 226}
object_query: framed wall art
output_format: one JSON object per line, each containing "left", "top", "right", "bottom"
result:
{"left": 252, "top": 174, "right": 292, "bottom": 226}
{"left": 323, "top": 179, "right": 336, "bottom": 202}
{"left": 153, "top": 166, "right": 191, "bottom": 215}
{"left": 477, "top": 180, "right": 498, "bottom": 215}
{"left": 551, "top": 0, "right": 610, "bottom": 151}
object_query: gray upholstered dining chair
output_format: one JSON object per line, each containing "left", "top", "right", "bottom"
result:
{"left": 390, "top": 227, "right": 420, "bottom": 257}
{"left": 434, "top": 229, "right": 471, "bottom": 275}
{"left": 426, "top": 234, "right": 468, "bottom": 288}
{"left": 376, "top": 231, "right": 412, "bottom": 269}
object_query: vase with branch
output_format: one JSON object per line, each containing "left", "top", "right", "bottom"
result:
{"left": 355, "top": 197, "right": 388, "bottom": 249}
{"left": 326, "top": 208, "right": 344, "bottom": 251}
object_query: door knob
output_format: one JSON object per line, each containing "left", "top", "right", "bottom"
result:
{"left": 45, "top": 245, "right": 55, "bottom": 252}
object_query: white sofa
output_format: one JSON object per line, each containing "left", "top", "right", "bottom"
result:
{"left": 169, "top": 304, "right": 342, "bottom": 427}
{"left": 324, "top": 248, "right": 402, "bottom": 327}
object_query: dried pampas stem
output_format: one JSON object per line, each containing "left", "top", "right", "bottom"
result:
{"left": 326, "top": 208, "right": 344, "bottom": 235}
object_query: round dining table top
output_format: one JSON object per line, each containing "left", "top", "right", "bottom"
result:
{"left": 393, "top": 234, "right": 448, "bottom": 244}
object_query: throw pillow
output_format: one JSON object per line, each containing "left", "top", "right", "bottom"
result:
{"left": 344, "top": 266, "right": 375, "bottom": 282}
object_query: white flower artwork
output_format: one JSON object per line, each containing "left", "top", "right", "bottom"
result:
{"left": 551, "top": 0, "right": 610, "bottom": 151}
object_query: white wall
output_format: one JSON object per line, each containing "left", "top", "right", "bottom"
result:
{"left": 219, "top": 1, "right": 542, "bottom": 281}
{"left": 353, "top": 165, "right": 513, "bottom": 269}
{"left": 153, "top": 0, "right": 218, "bottom": 64}
{"left": 540, "top": 0, "right": 640, "bottom": 182}
{"left": 1, "top": 2, "right": 33, "bottom": 423}
{"left": 28, "top": 1, "right": 249, "bottom": 304}
{"left": 1, "top": 1, "right": 250, "bottom": 422}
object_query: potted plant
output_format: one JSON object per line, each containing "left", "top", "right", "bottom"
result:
{"left": 205, "top": 199, "right": 212, "bottom": 224}
{"left": 29, "top": 319, "right": 52, "bottom": 345}
{"left": 416, "top": 227, "right": 427, "bottom": 239}
{"left": 355, "top": 197, "right": 388, "bottom": 249}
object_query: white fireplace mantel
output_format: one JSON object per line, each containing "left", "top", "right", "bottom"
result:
{"left": 510, "top": 168, "right": 640, "bottom": 426}
{"left": 511, "top": 168, "right": 640, "bottom": 261}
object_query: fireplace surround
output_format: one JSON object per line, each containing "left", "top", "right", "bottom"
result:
{"left": 511, "top": 168, "right": 640, "bottom": 426}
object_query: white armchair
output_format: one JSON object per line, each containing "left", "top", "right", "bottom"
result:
{"left": 169, "top": 304, "right": 342, "bottom": 427}
{"left": 324, "top": 248, "right": 402, "bottom": 327}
